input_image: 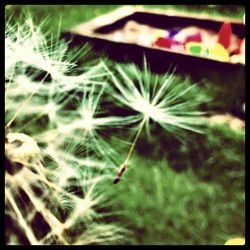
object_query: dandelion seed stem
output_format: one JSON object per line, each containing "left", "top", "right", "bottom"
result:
{"left": 113, "top": 115, "right": 147, "bottom": 184}
{"left": 5, "top": 72, "right": 49, "bottom": 130}
{"left": 125, "top": 115, "right": 147, "bottom": 164}
{"left": 5, "top": 188, "right": 39, "bottom": 244}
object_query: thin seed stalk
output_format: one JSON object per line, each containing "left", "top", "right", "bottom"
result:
{"left": 113, "top": 115, "right": 147, "bottom": 184}
{"left": 5, "top": 72, "right": 49, "bottom": 130}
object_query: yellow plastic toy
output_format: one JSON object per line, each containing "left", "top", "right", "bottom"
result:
{"left": 208, "top": 43, "right": 230, "bottom": 62}
{"left": 224, "top": 237, "right": 245, "bottom": 245}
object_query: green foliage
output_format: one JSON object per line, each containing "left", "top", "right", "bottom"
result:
{"left": 109, "top": 143, "right": 244, "bottom": 244}
{"left": 143, "top": 5, "right": 245, "bottom": 20}
{"left": 5, "top": 5, "right": 122, "bottom": 35}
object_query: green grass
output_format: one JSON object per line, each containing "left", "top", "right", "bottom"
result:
{"left": 5, "top": 5, "right": 245, "bottom": 245}
{"left": 108, "top": 158, "right": 244, "bottom": 245}
{"left": 5, "top": 5, "right": 122, "bottom": 35}
{"left": 105, "top": 123, "right": 245, "bottom": 245}
{"left": 143, "top": 5, "right": 245, "bottom": 20}
{"left": 6, "top": 5, "right": 245, "bottom": 35}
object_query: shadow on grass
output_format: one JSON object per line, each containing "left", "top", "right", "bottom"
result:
{"left": 136, "top": 123, "right": 245, "bottom": 190}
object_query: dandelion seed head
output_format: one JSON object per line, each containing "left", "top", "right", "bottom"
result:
{"left": 5, "top": 18, "right": 129, "bottom": 245}
{"left": 105, "top": 60, "right": 206, "bottom": 135}
{"left": 5, "top": 19, "right": 75, "bottom": 81}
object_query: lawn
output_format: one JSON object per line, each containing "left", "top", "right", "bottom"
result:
{"left": 5, "top": 5, "right": 245, "bottom": 245}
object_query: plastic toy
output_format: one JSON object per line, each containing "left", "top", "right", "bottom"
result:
{"left": 185, "top": 32, "right": 202, "bottom": 43}
{"left": 185, "top": 42, "right": 207, "bottom": 56}
{"left": 218, "top": 22, "right": 232, "bottom": 49}
{"left": 208, "top": 43, "right": 229, "bottom": 62}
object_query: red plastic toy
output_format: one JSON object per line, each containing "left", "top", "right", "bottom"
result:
{"left": 218, "top": 22, "right": 232, "bottom": 49}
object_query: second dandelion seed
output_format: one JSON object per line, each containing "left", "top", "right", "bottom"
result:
{"left": 104, "top": 58, "right": 206, "bottom": 184}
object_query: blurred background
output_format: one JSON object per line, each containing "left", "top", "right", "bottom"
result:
{"left": 5, "top": 5, "right": 245, "bottom": 34}
{"left": 5, "top": 5, "right": 245, "bottom": 245}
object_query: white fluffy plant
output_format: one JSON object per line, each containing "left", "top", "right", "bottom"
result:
{"left": 103, "top": 60, "right": 206, "bottom": 183}
{"left": 5, "top": 19, "right": 129, "bottom": 245}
